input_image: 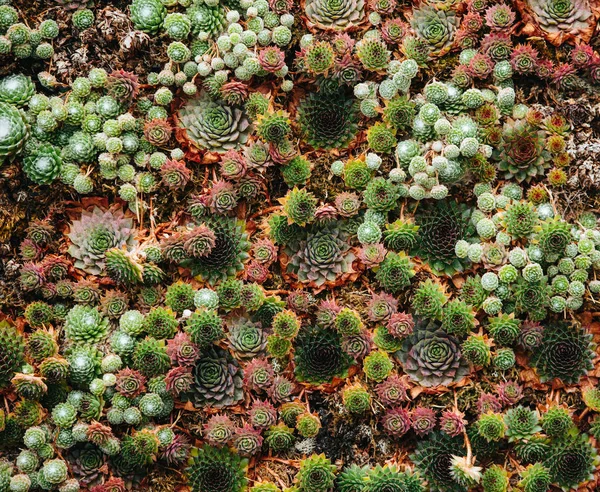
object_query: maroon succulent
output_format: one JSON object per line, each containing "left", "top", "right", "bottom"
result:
{"left": 115, "top": 368, "right": 147, "bottom": 398}
{"left": 381, "top": 407, "right": 411, "bottom": 437}
{"left": 167, "top": 333, "right": 200, "bottom": 366}
{"left": 496, "top": 380, "right": 523, "bottom": 406}
{"left": 165, "top": 366, "right": 194, "bottom": 395}
{"left": 440, "top": 410, "right": 466, "bottom": 437}
{"left": 411, "top": 407, "right": 437, "bottom": 436}
{"left": 108, "top": 70, "right": 140, "bottom": 103}
{"left": 387, "top": 312, "right": 414, "bottom": 340}
{"left": 144, "top": 119, "right": 172, "bottom": 147}
{"left": 161, "top": 159, "right": 192, "bottom": 190}
{"left": 375, "top": 374, "right": 409, "bottom": 407}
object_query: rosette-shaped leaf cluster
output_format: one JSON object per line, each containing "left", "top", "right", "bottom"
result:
{"left": 64, "top": 305, "right": 110, "bottom": 345}
{"left": 304, "top": 0, "right": 365, "bottom": 29}
{"left": 177, "top": 93, "right": 252, "bottom": 153}
{"left": 188, "top": 347, "right": 243, "bottom": 408}
{"left": 294, "top": 327, "right": 353, "bottom": 384}
{"left": 187, "top": 444, "right": 248, "bottom": 492}
{"left": 296, "top": 454, "right": 336, "bottom": 492}
{"left": 22, "top": 144, "right": 62, "bottom": 185}
{"left": 107, "top": 69, "right": 139, "bottom": 103}
{"left": 411, "top": 432, "right": 467, "bottom": 492}
{"left": 414, "top": 200, "right": 474, "bottom": 276}
{"left": 228, "top": 318, "right": 267, "bottom": 359}
{"left": 544, "top": 434, "right": 598, "bottom": 490}
{"left": 130, "top": 0, "right": 166, "bottom": 34}
{"left": 364, "top": 465, "right": 424, "bottom": 491}
{"left": 516, "top": 0, "right": 599, "bottom": 46}
{"left": 530, "top": 321, "right": 595, "bottom": 384}
{"left": 396, "top": 317, "right": 469, "bottom": 387}
{"left": 286, "top": 224, "right": 355, "bottom": 287}
{"left": 67, "top": 206, "right": 136, "bottom": 275}
{"left": 297, "top": 90, "right": 359, "bottom": 150}
{"left": 411, "top": 5, "right": 458, "bottom": 56}
{"left": 0, "top": 101, "right": 28, "bottom": 162}
{"left": 182, "top": 216, "right": 250, "bottom": 285}
{"left": 497, "top": 120, "right": 550, "bottom": 182}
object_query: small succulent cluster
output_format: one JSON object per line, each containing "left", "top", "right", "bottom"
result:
{"left": 0, "top": 6, "right": 58, "bottom": 61}
{"left": 3, "top": 0, "right": 600, "bottom": 490}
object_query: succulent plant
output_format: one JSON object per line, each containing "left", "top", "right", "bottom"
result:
{"left": 497, "top": 120, "right": 550, "bottom": 182}
{"left": 0, "top": 321, "right": 25, "bottom": 388}
{"left": 530, "top": 321, "right": 595, "bottom": 384}
{"left": 297, "top": 90, "right": 359, "bottom": 150}
{"left": 415, "top": 200, "right": 474, "bottom": 276}
{"left": 411, "top": 432, "right": 466, "bottom": 492}
{"left": 375, "top": 252, "right": 415, "bottom": 294}
{"left": 294, "top": 327, "right": 353, "bottom": 385}
{"left": 544, "top": 434, "right": 598, "bottom": 490}
{"left": 286, "top": 223, "right": 355, "bottom": 287}
{"left": 182, "top": 216, "right": 250, "bottom": 285}
{"left": 516, "top": 0, "right": 598, "bottom": 46}
{"left": 186, "top": 444, "right": 248, "bottom": 492}
{"left": 228, "top": 318, "right": 267, "bottom": 358}
{"left": 177, "top": 93, "right": 252, "bottom": 154}
{"left": 188, "top": 347, "right": 243, "bottom": 409}
{"left": 519, "top": 463, "right": 551, "bottom": 492}
{"left": 0, "top": 101, "right": 28, "bottom": 162}
{"left": 296, "top": 454, "right": 336, "bottom": 492}
{"left": 132, "top": 336, "right": 171, "bottom": 378}
{"left": 411, "top": 5, "right": 458, "bottom": 56}
{"left": 304, "top": 0, "right": 365, "bottom": 29}
{"left": 64, "top": 305, "right": 110, "bottom": 345}
{"left": 396, "top": 317, "right": 469, "bottom": 387}
{"left": 67, "top": 206, "right": 136, "bottom": 275}
{"left": 130, "top": 0, "right": 166, "bottom": 34}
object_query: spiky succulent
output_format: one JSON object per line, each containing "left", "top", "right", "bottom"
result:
{"left": 519, "top": 463, "right": 551, "bottom": 492}
{"left": 383, "top": 219, "right": 419, "bottom": 252}
{"left": 412, "top": 280, "right": 447, "bottom": 320}
{"left": 177, "top": 93, "right": 252, "bottom": 153}
{"left": 296, "top": 454, "right": 336, "bottom": 492}
{"left": 375, "top": 252, "right": 415, "bottom": 294}
{"left": 364, "top": 465, "right": 423, "bottom": 492}
{"left": 497, "top": 120, "right": 550, "bottom": 182}
{"left": 67, "top": 206, "right": 136, "bottom": 275}
{"left": 535, "top": 216, "right": 572, "bottom": 255}
{"left": 530, "top": 321, "right": 594, "bottom": 384}
{"left": 64, "top": 305, "right": 110, "bottom": 345}
{"left": 396, "top": 317, "right": 469, "bottom": 387}
{"left": 297, "top": 90, "right": 359, "bottom": 150}
{"left": 286, "top": 224, "right": 355, "bottom": 287}
{"left": 544, "top": 434, "right": 598, "bottom": 490}
{"left": 23, "top": 144, "right": 62, "bottom": 185}
{"left": 188, "top": 347, "right": 243, "bottom": 408}
{"left": 294, "top": 327, "right": 353, "bottom": 385}
{"left": 187, "top": 444, "right": 248, "bottom": 492}
{"left": 504, "top": 406, "right": 542, "bottom": 441}
{"left": 130, "top": 0, "right": 166, "bottom": 34}
{"left": 304, "top": 0, "right": 365, "bottom": 29}
{"left": 0, "top": 321, "right": 25, "bottom": 388}
{"left": 132, "top": 336, "right": 171, "bottom": 378}
{"left": 415, "top": 200, "right": 474, "bottom": 276}
{"left": 337, "top": 464, "right": 368, "bottom": 492}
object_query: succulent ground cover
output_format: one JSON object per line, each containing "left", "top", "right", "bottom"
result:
{"left": 2, "top": 0, "right": 600, "bottom": 491}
